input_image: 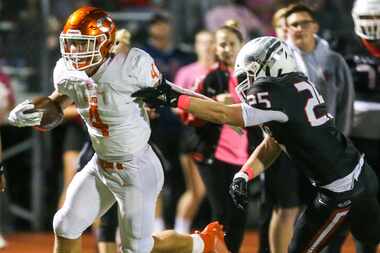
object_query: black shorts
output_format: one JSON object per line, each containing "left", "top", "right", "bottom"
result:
{"left": 63, "top": 121, "right": 87, "bottom": 152}
{"left": 290, "top": 162, "right": 380, "bottom": 253}
{"left": 178, "top": 125, "right": 200, "bottom": 154}
{"left": 263, "top": 153, "right": 303, "bottom": 208}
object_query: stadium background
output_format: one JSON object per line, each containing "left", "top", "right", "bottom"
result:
{"left": 0, "top": 0, "right": 365, "bottom": 252}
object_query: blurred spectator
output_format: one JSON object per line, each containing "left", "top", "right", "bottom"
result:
{"left": 52, "top": 0, "right": 90, "bottom": 22}
{"left": 143, "top": 12, "right": 194, "bottom": 81}
{"left": 173, "top": 30, "right": 216, "bottom": 233}
{"left": 174, "top": 31, "right": 215, "bottom": 89}
{"left": 142, "top": 12, "right": 195, "bottom": 229}
{"left": 205, "top": 0, "right": 269, "bottom": 40}
{"left": 0, "top": 133, "right": 6, "bottom": 249}
{"left": 0, "top": 72, "right": 15, "bottom": 125}
{"left": 272, "top": 7, "right": 288, "bottom": 40}
{"left": 256, "top": 7, "right": 301, "bottom": 253}
{"left": 191, "top": 20, "right": 248, "bottom": 253}
{"left": 245, "top": 0, "right": 277, "bottom": 35}
{"left": 285, "top": 3, "right": 354, "bottom": 136}
{"left": 0, "top": 70, "right": 13, "bottom": 249}
{"left": 285, "top": 6, "right": 355, "bottom": 252}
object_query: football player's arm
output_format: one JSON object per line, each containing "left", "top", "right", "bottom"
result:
{"left": 229, "top": 134, "right": 282, "bottom": 209}
{"left": 183, "top": 96, "right": 245, "bottom": 127}
{"left": 239, "top": 135, "right": 282, "bottom": 181}
{"left": 49, "top": 90, "right": 74, "bottom": 110}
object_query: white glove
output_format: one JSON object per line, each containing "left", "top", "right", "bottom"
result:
{"left": 8, "top": 100, "right": 43, "bottom": 127}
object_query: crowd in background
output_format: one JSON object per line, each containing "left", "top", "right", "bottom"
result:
{"left": 0, "top": 0, "right": 377, "bottom": 253}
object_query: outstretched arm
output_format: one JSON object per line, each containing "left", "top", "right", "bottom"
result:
{"left": 229, "top": 135, "right": 282, "bottom": 209}
{"left": 132, "top": 79, "right": 245, "bottom": 127}
{"left": 239, "top": 135, "right": 282, "bottom": 180}
{"left": 180, "top": 96, "right": 245, "bottom": 127}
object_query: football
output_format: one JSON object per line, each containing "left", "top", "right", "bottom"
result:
{"left": 27, "top": 96, "right": 64, "bottom": 131}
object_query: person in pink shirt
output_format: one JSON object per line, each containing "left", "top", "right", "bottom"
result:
{"left": 174, "top": 30, "right": 216, "bottom": 90}
{"left": 173, "top": 30, "right": 215, "bottom": 234}
{"left": 186, "top": 20, "right": 249, "bottom": 253}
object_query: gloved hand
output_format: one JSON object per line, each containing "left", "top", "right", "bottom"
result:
{"left": 229, "top": 171, "right": 249, "bottom": 210}
{"left": 8, "top": 100, "right": 43, "bottom": 127}
{"left": 132, "top": 77, "right": 181, "bottom": 107}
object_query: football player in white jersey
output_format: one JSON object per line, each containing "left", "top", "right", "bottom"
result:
{"left": 8, "top": 6, "right": 228, "bottom": 253}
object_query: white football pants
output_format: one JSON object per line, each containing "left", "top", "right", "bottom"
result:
{"left": 53, "top": 144, "right": 164, "bottom": 253}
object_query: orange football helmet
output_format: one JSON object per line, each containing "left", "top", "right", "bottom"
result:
{"left": 59, "top": 6, "right": 116, "bottom": 71}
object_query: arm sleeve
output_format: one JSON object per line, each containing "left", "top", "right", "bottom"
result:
{"left": 335, "top": 55, "right": 354, "bottom": 136}
{"left": 241, "top": 102, "right": 289, "bottom": 127}
{"left": 53, "top": 59, "right": 66, "bottom": 90}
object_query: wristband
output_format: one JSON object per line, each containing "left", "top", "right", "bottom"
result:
{"left": 241, "top": 165, "right": 254, "bottom": 180}
{"left": 177, "top": 95, "right": 191, "bottom": 110}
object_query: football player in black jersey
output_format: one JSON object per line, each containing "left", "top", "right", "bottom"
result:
{"left": 132, "top": 36, "right": 380, "bottom": 253}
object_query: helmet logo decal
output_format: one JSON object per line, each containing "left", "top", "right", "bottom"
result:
{"left": 97, "top": 16, "right": 112, "bottom": 33}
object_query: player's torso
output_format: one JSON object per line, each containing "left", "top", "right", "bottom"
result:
{"left": 53, "top": 49, "right": 154, "bottom": 160}
{"left": 249, "top": 73, "right": 360, "bottom": 185}
{"left": 346, "top": 54, "right": 380, "bottom": 139}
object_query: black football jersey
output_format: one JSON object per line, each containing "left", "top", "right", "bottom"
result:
{"left": 242, "top": 72, "right": 361, "bottom": 185}
{"left": 346, "top": 54, "right": 380, "bottom": 102}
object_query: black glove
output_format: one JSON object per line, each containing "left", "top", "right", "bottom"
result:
{"left": 131, "top": 77, "right": 181, "bottom": 107}
{"left": 229, "top": 172, "right": 249, "bottom": 210}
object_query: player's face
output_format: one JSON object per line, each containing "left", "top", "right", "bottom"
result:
{"left": 215, "top": 30, "right": 242, "bottom": 67}
{"left": 286, "top": 11, "right": 318, "bottom": 52}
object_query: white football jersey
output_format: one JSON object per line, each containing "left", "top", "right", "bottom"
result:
{"left": 53, "top": 48, "right": 161, "bottom": 161}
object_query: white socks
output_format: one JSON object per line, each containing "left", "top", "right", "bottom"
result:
{"left": 191, "top": 234, "right": 205, "bottom": 253}
{"left": 174, "top": 217, "right": 191, "bottom": 233}
{"left": 154, "top": 218, "right": 165, "bottom": 233}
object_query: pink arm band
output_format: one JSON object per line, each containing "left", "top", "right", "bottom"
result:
{"left": 177, "top": 95, "right": 191, "bottom": 111}
{"left": 241, "top": 165, "right": 254, "bottom": 180}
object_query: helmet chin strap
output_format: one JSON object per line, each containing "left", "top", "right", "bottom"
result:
{"left": 361, "top": 38, "right": 380, "bottom": 58}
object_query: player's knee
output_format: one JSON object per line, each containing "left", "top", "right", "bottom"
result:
{"left": 53, "top": 209, "right": 82, "bottom": 239}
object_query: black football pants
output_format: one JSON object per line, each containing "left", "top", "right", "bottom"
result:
{"left": 289, "top": 163, "right": 380, "bottom": 253}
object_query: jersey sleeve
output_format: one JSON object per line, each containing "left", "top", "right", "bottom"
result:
{"left": 132, "top": 49, "right": 161, "bottom": 88}
{"left": 240, "top": 81, "right": 289, "bottom": 127}
{"left": 53, "top": 58, "right": 67, "bottom": 90}
{"left": 241, "top": 102, "right": 288, "bottom": 127}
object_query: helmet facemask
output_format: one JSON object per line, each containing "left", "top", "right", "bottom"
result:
{"left": 352, "top": 0, "right": 380, "bottom": 57}
{"left": 235, "top": 62, "right": 259, "bottom": 103}
{"left": 59, "top": 31, "right": 107, "bottom": 71}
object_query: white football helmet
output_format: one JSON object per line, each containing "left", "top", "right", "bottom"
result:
{"left": 352, "top": 0, "right": 380, "bottom": 57}
{"left": 235, "top": 36, "right": 298, "bottom": 101}
{"left": 352, "top": 0, "right": 380, "bottom": 40}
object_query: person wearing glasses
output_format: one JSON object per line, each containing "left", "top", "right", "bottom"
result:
{"left": 285, "top": 3, "right": 354, "bottom": 138}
